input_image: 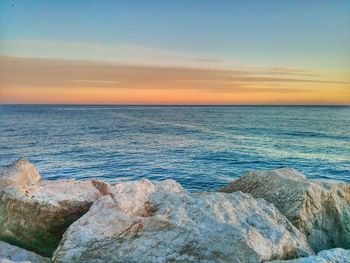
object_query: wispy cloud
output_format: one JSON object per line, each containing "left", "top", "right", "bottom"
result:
{"left": 75, "top": 80, "right": 121, "bottom": 85}
{"left": 1, "top": 55, "right": 349, "bottom": 104}
{"left": 0, "top": 55, "right": 348, "bottom": 89}
{"left": 0, "top": 40, "right": 229, "bottom": 68}
{"left": 0, "top": 40, "right": 336, "bottom": 77}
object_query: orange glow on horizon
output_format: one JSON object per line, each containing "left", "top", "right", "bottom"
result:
{"left": 0, "top": 56, "right": 349, "bottom": 105}
{"left": 1, "top": 85, "right": 349, "bottom": 105}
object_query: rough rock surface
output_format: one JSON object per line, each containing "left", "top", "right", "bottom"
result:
{"left": 221, "top": 168, "right": 350, "bottom": 252}
{"left": 270, "top": 248, "right": 350, "bottom": 262}
{"left": 0, "top": 159, "right": 109, "bottom": 257}
{"left": 0, "top": 159, "right": 41, "bottom": 188}
{"left": 0, "top": 241, "right": 49, "bottom": 263}
{"left": 53, "top": 179, "right": 313, "bottom": 263}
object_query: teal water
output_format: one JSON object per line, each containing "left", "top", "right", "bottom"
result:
{"left": 0, "top": 105, "right": 349, "bottom": 191}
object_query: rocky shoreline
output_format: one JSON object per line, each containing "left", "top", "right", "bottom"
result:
{"left": 0, "top": 159, "right": 349, "bottom": 263}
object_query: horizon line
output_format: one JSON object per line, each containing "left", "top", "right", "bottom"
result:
{"left": 0, "top": 103, "right": 349, "bottom": 107}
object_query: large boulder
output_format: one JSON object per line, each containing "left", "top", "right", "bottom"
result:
{"left": 0, "top": 159, "right": 109, "bottom": 257}
{"left": 53, "top": 179, "right": 313, "bottom": 263}
{"left": 270, "top": 248, "right": 350, "bottom": 262}
{"left": 0, "top": 241, "right": 49, "bottom": 263}
{"left": 221, "top": 168, "right": 350, "bottom": 252}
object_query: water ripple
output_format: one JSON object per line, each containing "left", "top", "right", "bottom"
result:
{"left": 0, "top": 105, "right": 349, "bottom": 191}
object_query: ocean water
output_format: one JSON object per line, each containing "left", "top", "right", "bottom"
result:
{"left": 0, "top": 105, "right": 349, "bottom": 191}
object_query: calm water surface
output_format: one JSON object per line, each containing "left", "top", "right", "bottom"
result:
{"left": 0, "top": 105, "right": 349, "bottom": 191}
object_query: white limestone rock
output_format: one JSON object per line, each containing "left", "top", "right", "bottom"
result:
{"left": 0, "top": 159, "right": 41, "bottom": 188}
{"left": 53, "top": 179, "right": 313, "bottom": 263}
{"left": 0, "top": 159, "right": 109, "bottom": 257}
{"left": 221, "top": 168, "right": 350, "bottom": 252}
{"left": 0, "top": 241, "right": 49, "bottom": 263}
{"left": 270, "top": 248, "right": 350, "bottom": 262}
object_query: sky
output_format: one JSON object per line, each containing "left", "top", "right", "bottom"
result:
{"left": 0, "top": 0, "right": 349, "bottom": 104}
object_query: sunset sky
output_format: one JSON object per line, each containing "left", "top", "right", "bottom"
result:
{"left": 0, "top": 1, "right": 349, "bottom": 104}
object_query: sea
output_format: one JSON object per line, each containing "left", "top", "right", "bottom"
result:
{"left": 0, "top": 105, "right": 349, "bottom": 191}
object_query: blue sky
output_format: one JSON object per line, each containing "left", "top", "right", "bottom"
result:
{"left": 1, "top": 0, "right": 349, "bottom": 69}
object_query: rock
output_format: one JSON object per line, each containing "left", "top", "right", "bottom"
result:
{"left": 220, "top": 168, "right": 350, "bottom": 252}
{"left": 0, "top": 160, "right": 109, "bottom": 257}
{"left": 0, "top": 241, "right": 49, "bottom": 263}
{"left": 91, "top": 179, "right": 110, "bottom": 195}
{"left": 0, "top": 159, "right": 41, "bottom": 188}
{"left": 270, "top": 248, "right": 350, "bottom": 262}
{"left": 53, "top": 179, "right": 313, "bottom": 263}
